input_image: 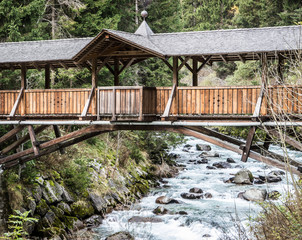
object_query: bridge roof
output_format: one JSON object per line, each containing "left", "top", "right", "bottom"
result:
{"left": 0, "top": 24, "right": 301, "bottom": 70}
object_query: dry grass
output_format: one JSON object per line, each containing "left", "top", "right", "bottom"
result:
{"left": 250, "top": 187, "right": 302, "bottom": 240}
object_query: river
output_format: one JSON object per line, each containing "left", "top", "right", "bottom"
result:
{"left": 94, "top": 136, "right": 301, "bottom": 240}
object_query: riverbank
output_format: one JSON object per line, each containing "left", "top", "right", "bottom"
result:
{"left": 1, "top": 130, "right": 184, "bottom": 239}
{"left": 95, "top": 136, "right": 301, "bottom": 240}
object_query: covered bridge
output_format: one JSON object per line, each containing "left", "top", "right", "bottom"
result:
{"left": 0, "top": 14, "right": 302, "bottom": 173}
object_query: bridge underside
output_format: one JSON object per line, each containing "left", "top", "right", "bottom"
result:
{"left": 0, "top": 121, "right": 301, "bottom": 176}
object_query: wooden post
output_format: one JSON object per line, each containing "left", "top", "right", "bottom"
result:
{"left": 261, "top": 53, "right": 268, "bottom": 87}
{"left": 53, "top": 125, "right": 65, "bottom": 154}
{"left": 173, "top": 56, "right": 178, "bottom": 86}
{"left": 114, "top": 58, "right": 119, "bottom": 86}
{"left": 278, "top": 54, "right": 284, "bottom": 84}
{"left": 111, "top": 87, "right": 116, "bottom": 121}
{"left": 92, "top": 58, "right": 98, "bottom": 88}
{"left": 45, "top": 64, "right": 50, "bottom": 89}
{"left": 20, "top": 64, "right": 26, "bottom": 115}
{"left": 28, "top": 125, "right": 40, "bottom": 156}
{"left": 192, "top": 58, "right": 198, "bottom": 86}
{"left": 21, "top": 64, "right": 26, "bottom": 89}
{"left": 241, "top": 126, "right": 256, "bottom": 162}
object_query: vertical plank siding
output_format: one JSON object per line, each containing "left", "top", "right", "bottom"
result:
{"left": 1, "top": 85, "right": 302, "bottom": 118}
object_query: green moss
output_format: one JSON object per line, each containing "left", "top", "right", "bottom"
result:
{"left": 36, "top": 199, "right": 49, "bottom": 216}
{"left": 71, "top": 201, "right": 94, "bottom": 219}
{"left": 62, "top": 216, "right": 78, "bottom": 230}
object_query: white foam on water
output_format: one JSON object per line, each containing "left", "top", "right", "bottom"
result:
{"left": 95, "top": 136, "right": 300, "bottom": 240}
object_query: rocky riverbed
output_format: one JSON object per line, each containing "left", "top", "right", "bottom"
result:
{"left": 95, "top": 136, "right": 301, "bottom": 240}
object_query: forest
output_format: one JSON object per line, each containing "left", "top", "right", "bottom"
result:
{"left": 0, "top": 0, "right": 302, "bottom": 239}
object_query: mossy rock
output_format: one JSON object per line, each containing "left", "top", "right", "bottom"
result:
{"left": 71, "top": 201, "right": 94, "bottom": 219}
{"left": 62, "top": 216, "right": 78, "bottom": 230}
{"left": 36, "top": 199, "right": 50, "bottom": 216}
{"left": 50, "top": 206, "right": 65, "bottom": 219}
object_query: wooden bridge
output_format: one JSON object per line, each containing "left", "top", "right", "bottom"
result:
{"left": 1, "top": 19, "right": 302, "bottom": 174}
{"left": 1, "top": 85, "right": 302, "bottom": 120}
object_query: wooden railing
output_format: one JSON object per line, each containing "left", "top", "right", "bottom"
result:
{"left": 98, "top": 87, "right": 157, "bottom": 120}
{"left": 1, "top": 85, "right": 302, "bottom": 119}
{"left": 0, "top": 89, "right": 96, "bottom": 116}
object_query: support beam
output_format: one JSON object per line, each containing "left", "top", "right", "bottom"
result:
{"left": 268, "top": 128, "right": 302, "bottom": 152}
{"left": 59, "top": 62, "right": 69, "bottom": 69}
{"left": 21, "top": 64, "right": 27, "bottom": 89}
{"left": 197, "top": 56, "right": 211, "bottom": 72}
{"left": 105, "top": 63, "right": 114, "bottom": 75}
{"left": 80, "top": 87, "right": 95, "bottom": 119}
{"left": 0, "top": 125, "right": 109, "bottom": 164}
{"left": 1, "top": 125, "right": 48, "bottom": 155}
{"left": 238, "top": 54, "right": 246, "bottom": 63}
{"left": 45, "top": 64, "right": 51, "bottom": 89}
{"left": 28, "top": 125, "right": 40, "bottom": 156}
{"left": 241, "top": 126, "right": 256, "bottom": 162}
{"left": 91, "top": 58, "right": 98, "bottom": 88}
{"left": 114, "top": 58, "right": 119, "bottom": 86}
{"left": 162, "top": 57, "right": 178, "bottom": 118}
{"left": 0, "top": 125, "right": 26, "bottom": 145}
{"left": 192, "top": 58, "right": 198, "bottom": 86}
{"left": 3, "top": 131, "right": 111, "bottom": 169}
{"left": 97, "top": 57, "right": 111, "bottom": 73}
{"left": 177, "top": 56, "right": 190, "bottom": 71}
{"left": 253, "top": 85, "right": 265, "bottom": 117}
{"left": 9, "top": 88, "right": 24, "bottom": 118}
{"left": 111, "top": 87, "right": 116, "bottom": 121}
{"left": 53, "top": 125, "right": 65, "bottom": 154}
{"left": 162, "top": 59, "right": 173, "bottom": 71}
{"left": 220, "top": 55, "right": 228, "bottom": 63}
{"left": 119, "top": 58, "right": 136, "bottom": 74}
{"left": 175, "top": 127, "right": 300, "bottom": 175}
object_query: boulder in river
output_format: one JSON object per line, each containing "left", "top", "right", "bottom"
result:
{"left": 204, "top": 192, "right": 213, "bottom": 198}
{"left": 226, "top": 158, "right": 236, "bottom": 163}
{"left": 177, "top": 211, "right": 188, "bottom": 215}
{"left": 153, "top": 206, "right": 170, "bottom": 215}
{"left": 206, "top": 166, "right": 217, "bottom": 170}
{"left": 268, "top": 170, "right": 285, "bottom": 176}
{"left": 259, "top": 175, "right": 282, "bottom": 183}
{"left": 84, "top": 215, "right": 103, "bottom": 228}
{"left": 242, "top": 188, "right": 267, "bottom": 201}
{"left": 106, "top": 231, "right": 134, "bottom": 240}
{"left": 213, "top": 162, "right": 232, "bottom": 169}
{"left": 128, "top": 216, "right": 163, "bottom": 223}
{"left": 196, "top": 159, "right": 208, "bottom": 164}
{"left": 189, "top": 187, "right": 203, "bottom": 193}
{"left": 155, "top": 196, "right": 179, "bottom": 204}
{"left": 196, "top": 144, "right": 211, "bottom": 151}
{"left": 233, "top": 169, "right": 254, "bottom": 184}
{"left": 180, "top": 193, "right": 202, "bottom": 199}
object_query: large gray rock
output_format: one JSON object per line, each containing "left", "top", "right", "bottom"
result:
{"left": 155, "top": 196, "right": 179, "bottom": 204}
{"left": 152, "top": 206, "right": 170, "bottom": 215}
{"left": 189, "top": 187, "right": 203, "bottom": 193}
{"left": 233, "top": 169, "right": 254, "bottom": 184}
{"left": 213, "top": 162, "right": 232, "bottom": 169}
{"left": 57, "top": 202, "right": 71, "bottom": 215}
{"left": 106, "top": 231, "right": 134, "bottom": 240}
{"left": 89, "top": 192, "right": 107, "bottom": 212}
{"left": 42, "top": 180, "right": 62, "bottom": 204}
{"left": 196, "top": 144, "right": 211, "bottom": 151}
{"left": 259, "top": 175, "right": 282, "bottom": 183}
{"left": 242, "top": 188, "right": 267, "bottom": 202}
{"left": 84, "top": 215, "right": 103, "bottom": 228}
{"left": 181, "top": 193, "right": 202, "bottom": 199}
{"left": 32, "top": 184, "right": 42, "bottom": 202}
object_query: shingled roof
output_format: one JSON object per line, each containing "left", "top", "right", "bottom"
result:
{"left": 0, "top": 23, "right": 301, "bottom": 70}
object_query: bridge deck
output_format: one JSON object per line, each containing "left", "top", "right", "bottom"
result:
{"left": 1, "top": 85, "right": 301, "bottom": 121}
